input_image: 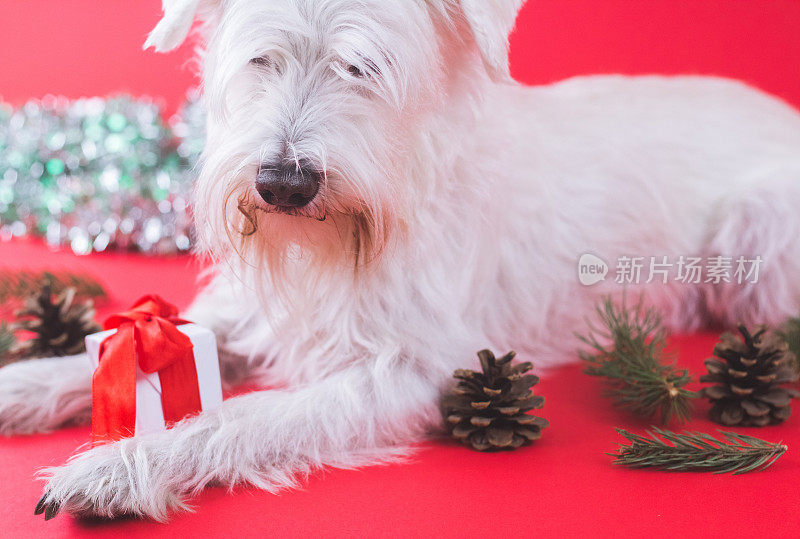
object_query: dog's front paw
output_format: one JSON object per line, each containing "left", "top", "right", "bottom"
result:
{"left": 36, "top": 437, "right": 187, "bottom": 521}
{"left": 0, "top": 356, "right": 91, "bottom": 436}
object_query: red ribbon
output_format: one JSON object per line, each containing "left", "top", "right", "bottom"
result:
{"left": 91, "top": 295, "right": 202, "bottom": 443}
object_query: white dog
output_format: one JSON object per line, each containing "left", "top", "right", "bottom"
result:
{"left": 2, "top": 0, "right": 800, "bottom": 521}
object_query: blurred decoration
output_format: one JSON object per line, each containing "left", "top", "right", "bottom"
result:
{"left": 0, "top": 91, "right": 205, "bottom": 255}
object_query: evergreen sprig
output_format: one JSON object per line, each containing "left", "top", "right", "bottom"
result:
{"left": 778, "top": 317, "right": 800, "bottom": 375}
{"left": 578, "top": 297, "right": 695, "bottom": 423}
{"left": 0, "top": 270, "right": 106, "bottom": 305}
{"left": 0, "top": 323, "right": 17, "bottom": 366}
{"left": 611, "top": 427, "right": 787, "bottom": 474}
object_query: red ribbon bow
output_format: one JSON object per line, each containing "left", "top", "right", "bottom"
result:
{"left": 91, "top": 295, "right": 202, "bottom": 443}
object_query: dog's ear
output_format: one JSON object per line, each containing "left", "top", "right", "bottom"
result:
{"left": 144, "top": 0, "right": 209, "bottom": 52}
{"left": 459, "top": 0, "right": 525, "bottom": 82}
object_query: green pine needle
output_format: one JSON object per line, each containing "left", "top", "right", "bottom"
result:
{"left": 0, "top": 270, "right": 106, "bottom": 305}
{"left": 0, "top": 322, "right": 17, "bottom": 365}
{"left": 777, "top": 316, "right": 800, "bottom": 375}
{"left": 611, "top": 427, "right": 787, "bottom": 474}
{"left": 577, "top": 297, "right": 695, "bottom": 424}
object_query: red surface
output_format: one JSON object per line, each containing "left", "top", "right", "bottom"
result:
{"left": 1, "top": 1, "right": 800, "bottom": 114}
{"left": 1, "top": 240, "right": 799, "bottom": 538}
{"left": 2, "top": 1, "right": 800, "bottom": 537}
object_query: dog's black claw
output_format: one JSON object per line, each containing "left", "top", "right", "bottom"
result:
{"left": 34, "top": 493, "right": 48, "bottom": 515}
{"left": 44, "top": 501, "right": 60, "bottom": 521}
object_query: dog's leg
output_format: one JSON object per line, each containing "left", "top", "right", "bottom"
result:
{"left": 0, "top": 355, "right": 93, "bottom": 436}
{"left": 183, "top": 271, "right": 272, "bottom": 387}
{"left": 38, "top": 359, "right": 440, "bottom": 520}
{"left": 705, "top": 168, "right": 800, "bottom": 326}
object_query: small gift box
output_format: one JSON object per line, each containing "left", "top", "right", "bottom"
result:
{"left": 86, "top": 295, "right": 223, "bottom": 442}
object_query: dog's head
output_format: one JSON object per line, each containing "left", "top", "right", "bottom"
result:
{"left": 147, "top": 0, "right": 523, "bottom": 275}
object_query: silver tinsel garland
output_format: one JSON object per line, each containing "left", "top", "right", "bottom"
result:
{"left": 0, "top": 91, "right": 205, "bottom": 255}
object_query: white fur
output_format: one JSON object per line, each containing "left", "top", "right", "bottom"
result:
{"left": 460, "top": 0, "right": 524, "bottom": 81}
{"left": 3, "top": 0, "right": 800, "bottom": 520}
{"left": 144, "top": 0, "right": 202, "bottom": 52}
{"left": 0, "top": 355, "right": 92, "bottom": 435}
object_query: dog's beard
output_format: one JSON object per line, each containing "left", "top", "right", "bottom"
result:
{"left": 223, "top": 188, "right": 387, "bottom": 283}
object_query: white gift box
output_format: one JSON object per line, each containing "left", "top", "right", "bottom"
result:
{"left": 86, "top": 323, "right": 223, "bottom": 436}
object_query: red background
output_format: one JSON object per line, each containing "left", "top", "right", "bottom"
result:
{"left": 1, "top": 1, "right": 800, "bottom": 112}
{"left": 1, "top": 1, "right": 800, "bottom": 537}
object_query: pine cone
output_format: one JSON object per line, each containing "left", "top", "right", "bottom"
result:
{"left": 10, "top": 285, "right": 100, "bottom": 358}
{"left": 441, "top": 349, "right": 548, "bottom": 451}
{"left": 701, "top": 325, "right": 799, "bottom": 427}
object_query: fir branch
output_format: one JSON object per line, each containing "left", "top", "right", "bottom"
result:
{"left": 611, "top": 427, "right": 787, "bottom": 474}
{"left": 0, "top": 270, "right": 106, "bottom": 305}
{"left": 577, "top": 297, "right": 695, "bottom": 424}
{"left": 0, "top": 323, "right": 17, "bottom": 366}
{"left": 778, "top": 317, "right": 800, "bottom": 375}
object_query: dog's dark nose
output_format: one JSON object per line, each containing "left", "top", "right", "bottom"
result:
{"left": 256, "top": 163, "right": 320, "bottom": 208}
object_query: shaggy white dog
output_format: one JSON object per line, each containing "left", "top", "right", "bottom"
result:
{"left": 1, "top": 0, "right": 799, "bottom": 521}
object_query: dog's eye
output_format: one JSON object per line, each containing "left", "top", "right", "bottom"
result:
{"left": 250, "top": 56, "right": 272, "bottom": 68}
{"left": 347, "top": 64, "right": 365, "bottom": 78}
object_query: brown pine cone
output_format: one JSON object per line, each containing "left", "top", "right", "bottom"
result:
{"left": 701, "top": 325, "right": 799, "bottom": 426}
{"left": 441, "top": 349, "right": 548, "bottom": 451}
{"left": 11, "top": 285, "right": 100, "bottom": 358}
